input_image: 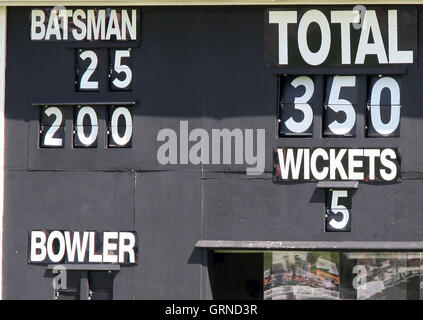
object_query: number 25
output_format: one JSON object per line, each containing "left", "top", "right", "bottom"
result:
{"left": 78, "top": 49, "right": 133, "bottom": 91}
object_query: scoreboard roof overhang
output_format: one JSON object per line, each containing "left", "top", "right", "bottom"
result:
{"left": 1, "top": 0, "right": 423, "bottom": 6}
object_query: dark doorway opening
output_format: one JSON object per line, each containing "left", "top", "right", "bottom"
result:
{"left": 211, "top": 252, "right": 263, "bottom": 300}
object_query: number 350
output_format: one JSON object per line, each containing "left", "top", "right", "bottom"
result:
{"left": 279, "top": 75, "right": 401, "bottom": 137}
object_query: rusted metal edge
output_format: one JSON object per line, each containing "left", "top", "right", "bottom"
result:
{"left": 316, "top": 181, "right": 359, "bottom": 189}
{"left": 47, "top": 263, "right": 120, "bottom": 270}
{"left": 32, "top": 101, "right": 136, "bottom": 106}
{"left": 195, "top": 240, "right": 423, "bottom": 251}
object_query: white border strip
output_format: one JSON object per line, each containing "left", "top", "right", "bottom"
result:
{"left": 0, "top": 6, "right": 6, "bottom": 301}
{"left": 1, "top": 0, "right": 423, "bottom": 5}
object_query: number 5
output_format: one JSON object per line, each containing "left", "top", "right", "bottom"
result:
{"left": 328, "top": 190, "right": 350, "bottom": 230}
{"left": 112, "top": 50, "right": 132, "bottom": 89}
{"left": 327, "top": 76, "right": 356, "bottom": 135}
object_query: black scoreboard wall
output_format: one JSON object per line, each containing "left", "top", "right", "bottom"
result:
{"left": 4, "top": 6, "right": 423, "bottom": 299}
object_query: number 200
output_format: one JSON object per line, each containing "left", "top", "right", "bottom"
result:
{"left": 39, "top": 106, "right": 133, "bottom": 148}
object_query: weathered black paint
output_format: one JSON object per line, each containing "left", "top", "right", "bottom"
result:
{"left": 4, "top": 5, "right": 423, "bottom": 300}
